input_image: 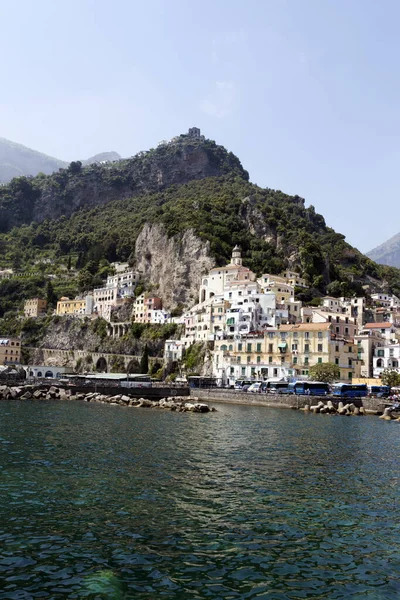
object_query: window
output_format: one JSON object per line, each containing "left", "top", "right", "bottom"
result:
{"left": 318, "top": 358, "right": 322, "bottom": 364}
{"left": 247, "top": 356, "right": 251, "bottom": 363}
{"left": 377, "top": 349, "right": 384, "bottom": 357}
{"left": 335, "top": 358, "right": 339, "bottom": 365}
{"left": 292, "top": 344, "right": 298, "bottom": 351}
{"left": 237, "top": 356, "right": 241, "bottom": 364}
{"left": 269, "top": 356, "right": 273, "bottom": 363}
{"left": 304, "top": 344, "right": 309, "bottom": 353}
{"left": 304, "top": 357, "right": 309, "bottom": 365}
{"left": 241, "top": 367, "right": 246, "bottom": 375}
{"left": 348, "top": 346, "right": 352, "bottom": 353}
{"left": 238, "top": 343, "right": 242, "bottom": 351}
{"left": 268, "top": 344, "right": 273, "bottom": 353}
{"left": 293, "top": 356, "right": 298, "bottom": 364}
{"left": 348, "top": 372, "right": 353, "bottom": 380}
{"left": 256, "top": 343, "right": 262, "bottom": 352}
{"left": 336, "top": 327, "right": 340, "bottom": 333}
{"left": 318, "top": 332, "right": 322, "bottom": 339}
{"left": 247, "top": 343, "right": 252, "bottom": 352}
{"left": 348, "top": 358, "right": 352, "bottom": 366}
{"left": 335, "top": 345, "right": 339, "bottom": 352}
{"left": 318, "top": 344, "right": 323, "bottom": 352}
{"left": 345, "top": 327, "right": 349, "bottom": 335}
{"left": 304, "top": 332, "right": 309, "bottom": 339}
{"left": 229, "top": 345, "right": 233, "bottom": 351}
{"left": 257, "top": 356, "right": 261, "bottom": 364}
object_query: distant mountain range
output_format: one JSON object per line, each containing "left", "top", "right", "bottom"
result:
{"left": 367, "top": 232, "right": 400, "bottom": 269}
{"left": 0, "top": 137, "right": 121, "bottom": 183}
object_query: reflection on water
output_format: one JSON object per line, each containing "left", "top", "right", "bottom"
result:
{"left": 0, "top": 400, "right": 399, "bottom": 598}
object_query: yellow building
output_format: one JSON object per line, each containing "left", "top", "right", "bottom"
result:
{"left": 257, "top": 274, "right": 295, "bottom": 305}
{"left": 0, "top": 337, "right": 21, "bottom": 365}
{"left": 24, "top": 298, "right": 47, "bottom": 318}
{"left": 213, "top": 322, "right": 361, "bottom": 384}
{"left": 56, "top": 297, "right": 86, "bottom": 316}
{"left": 279, "top": 323, "right": 361, "bottom": 381}
{"left": 213, "top": 331, "right": 296, "bottom": 384}
{"left": 282, "top": 270, "right": 308, "bottom": 288}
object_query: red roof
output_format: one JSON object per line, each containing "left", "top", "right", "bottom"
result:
{"left": 364, "top": 322, "right": 392, "bottom": 329}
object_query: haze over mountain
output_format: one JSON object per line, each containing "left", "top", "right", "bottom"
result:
{"left": 0, "top": 137, "right": 67, "bottom": 183}
{"left": 0, "top": 137, "right": 121, "bottom": 183}
{"left": 367, "top": 232, "right": 400, "bottom": 268}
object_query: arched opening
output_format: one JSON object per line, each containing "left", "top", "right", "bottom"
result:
{"left": 126, "top": 359, "right": 140, "bottom": 374}
{"left": 56, "top": 372, "right": 62, "bottom": 378}
{"left": 376, "top": 359, "right": 383, "bottom": 368}
{"left": 200, "top": 289, "right": 206, "bottom": 303}
{"left": 96, "top": 357, "right": 107, "bottom": 372}
{"left": 37, "top": 371, "right": 42, "bottom": 377}
{"left": 45, "top": 370, "right": 53, "bottom": 378}
{"left": 150, "top": 361, "right": 162, "bottom": 376}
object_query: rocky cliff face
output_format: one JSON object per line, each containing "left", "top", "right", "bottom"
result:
{"left": 0, "top": 137, "right": 248, "bottom": 232}
{"left": 134, "top": 223, "right": 215, "bottom": 308}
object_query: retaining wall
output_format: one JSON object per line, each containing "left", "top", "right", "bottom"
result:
{"left": 191, "top": 389, "right": 388, "bottom": 413}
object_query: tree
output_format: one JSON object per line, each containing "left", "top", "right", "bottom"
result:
{"left": 380, "top": 368, "right": 400, "bottom": 388}
{"left": 46, "top": 280, "right": 57, "bottom": 308}
{"left": 68, "top": 160, "right": 82, "bottom": 174}
{"left": 139, "top": 344, "right": 149, "bottom": 374}
{"left": 308, "top": 362, "right": 340, "bottom": 383}
{"left": 67, "top": 255, "right": 72, "bottom": 271}
{"left": 77, "top": 269, "right": 94, "bottom": 293}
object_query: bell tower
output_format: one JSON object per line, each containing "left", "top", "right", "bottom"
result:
{"left": 231, "top": 245, "right": 243, "bottom": 266}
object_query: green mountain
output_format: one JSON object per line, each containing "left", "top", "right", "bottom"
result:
{"left": 367, "top": 232, "right": 400, "bottom": 268}
{"left": 0, "top": 131, "right": 399, "bottom": 322}
{"left": 0, "top": 137, "right": 67, "bottom": 183}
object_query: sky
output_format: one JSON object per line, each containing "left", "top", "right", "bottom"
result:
{"left": 0, "top": 0, "right": 399, "bottom": 253}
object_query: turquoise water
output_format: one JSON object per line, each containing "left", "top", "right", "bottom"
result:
{"left": 0, "top": 400, "right": 399, "bottom": 599}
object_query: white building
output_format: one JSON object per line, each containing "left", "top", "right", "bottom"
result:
{"left": 149, "top": 309, "right": 171, "bottom": 324}
{"left": 371, "top": 293, "right": 400, "bottom": 308}
{"left": 164, "top": 340, "right": 185, "bottom": 362}
{"left": 198, "top": 246, "right": 256, "bottom": 303}
{"left": 364, "top": 322, "right": 397, "bottom": 343}
{"left": 373, "top": 344, "right": 400, "bottom": 378}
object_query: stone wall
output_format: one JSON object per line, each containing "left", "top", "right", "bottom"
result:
{"left": 191, "top": 389, "right": 389, "bottom": 413}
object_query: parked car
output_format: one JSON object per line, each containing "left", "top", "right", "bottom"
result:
{"left": 248, "top": 382, "right": 266, "bottom": 393}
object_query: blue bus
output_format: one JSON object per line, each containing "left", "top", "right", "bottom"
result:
{"left": 288, "top": 381, "right": 330, "bottom": 396}
{"left": 368, "top": 385, "right": 390, "bottom": 398}
{"left": 332, "top": 383, "right": 368, "bottom": 398}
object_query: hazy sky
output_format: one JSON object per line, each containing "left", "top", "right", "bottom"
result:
{"left": 0, "top": 0, "right": 399, "bottom": 253}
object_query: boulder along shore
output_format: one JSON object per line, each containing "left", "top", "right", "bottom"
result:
{"left": 0, "top": 385, "right": 214, "bottom": 413}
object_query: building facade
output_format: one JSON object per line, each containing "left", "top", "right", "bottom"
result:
{"left": 0, "top": 337, "right": 21, "bottom": 365}
{"left": 24, "top": 298, "right": 47, "bottom": 318}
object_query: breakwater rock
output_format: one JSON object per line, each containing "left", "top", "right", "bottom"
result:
{"left": 301, "top": 400, "right": 366, "bottom": 416}
{"left": 0, "top": 385, "right": 214, "bottom": 413}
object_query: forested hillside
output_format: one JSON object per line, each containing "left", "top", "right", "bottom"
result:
{"left": 0, "top": 133, "right": 399, "bottom": 323}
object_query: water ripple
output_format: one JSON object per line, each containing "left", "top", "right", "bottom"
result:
{"left": 0, "top": 401, "right": 399, "bottom": 598}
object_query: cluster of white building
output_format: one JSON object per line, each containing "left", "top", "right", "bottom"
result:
{"left": 164, "top": 247, "right": 400, "bottom": 384}
{"left": 56, "top": 262, "right": 170, "bottom": 324}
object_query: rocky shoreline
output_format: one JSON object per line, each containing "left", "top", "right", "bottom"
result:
{"left": 0, "top": 385, "right": 214, "bottom": 413}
